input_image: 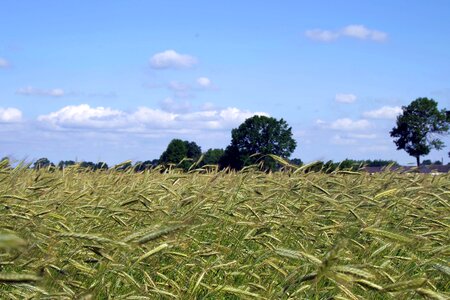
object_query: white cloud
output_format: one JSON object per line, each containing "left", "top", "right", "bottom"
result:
{"left": 38, "top": 104, "right": 125, "bottom": 129}
{"left": 329, "top": 118, "right": 371, "bottom": 131}
{"left": 348, "top": 133, "right": 377, "bottom": 139}
{"left": 0, "top": 58, "right": 10, "bottom": 68}
{"left": 0, "top": 107, "right": 22, "bottom": 123}
{"left": 197, "top": 77, "right": 212, "bottom": 88}
{"left": 341, "top": 25, "right": 387, "bottom": 41}
{"left": 363, "top": 106, "right": 402, "bottom": 119}
{"left": 37, "top": 104, "right": 268, "bottom": 132}
{"left": 149, "top": 50, "right": 197, "bottom": 69}
{"left": 335, "top": 93, "right": 356, "bottom": 103}
{"left": 131, "top": 107, "right": 177, "bottom": 127}
{"left": 305, "top": 25, "right": 387, "bottom": 42}
{"left": 17, "top": 86, "right": 65, "bottom": 97}
{"left": 305, "top": 29, "right": 339, "bottom": 42}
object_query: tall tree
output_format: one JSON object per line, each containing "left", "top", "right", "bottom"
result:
{"left": 33, "top": 158, "right": 54, "bottom": 170}
{"left": 160, "top": 139, "right": 202, "bottom": 170}
{"left": 390, "top": 98, "right": 449, "bottom": 166}
{"left": 200, "top": 148, "right": 224, "bottom": 166}
{"left": 220, "top": 115, "right": 297, "bottom": 171}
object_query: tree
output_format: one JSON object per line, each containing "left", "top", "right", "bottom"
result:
{"left": 220, "top": 115, "right": 297, "bottom": 171}
{"left": 95, "top": 162, "right": 109, "bottom": 170}
{"left": 80, "top": 161, "right": 96, "bottom": 170}
{"left": 290, "top": 158, "right": 303, "bottom": 166}
{"left": 133, "top": 160, "right": 155, "bottom": 172}
{"left": 390, "top": 98, "right": 449, "bottom": 166}
{"left": 422, "top": 159, "right": 432, "bottom": 166}
{"left": 159, "top": 139, "right": 202, "bottom": 170}
{"left": 199, "top": 148, "right": 224, "bottom": 166}
{"left": 57, "top": 160, "right": 76, "bottom": 170}
{"left": 33, "top": 157, "right": 54, "bottom": 170}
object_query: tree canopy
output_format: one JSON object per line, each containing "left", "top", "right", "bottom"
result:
{"left": 220, "top": 115, "right": 296, "bottom": 170}
{"left": 390, "top": 97, "right": 449, "bottom": 166}
{"left": 33, "top": 158, "right": 54, "bottom": 170}
{"left": 199, "top": 148, "right": 224, "bottom": 167}
{"left": 159, "top": 139, "right": 202, "bottom": 170}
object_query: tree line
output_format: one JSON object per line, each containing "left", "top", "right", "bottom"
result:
{"left": 1, "top": 97, "right": 449, "bottom": 171}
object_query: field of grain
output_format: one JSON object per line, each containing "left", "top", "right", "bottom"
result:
{"left": 0, "top": 161, "right": 449, "bottom": 299}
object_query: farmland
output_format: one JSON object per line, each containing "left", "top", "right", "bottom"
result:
{"left": 0, "top": 162, "right": 449, "bottom": 299}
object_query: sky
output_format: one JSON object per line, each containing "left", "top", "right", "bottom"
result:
{"left": 1, "top": 1, "right": 450, "bottom": 165}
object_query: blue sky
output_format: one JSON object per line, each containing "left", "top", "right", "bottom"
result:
{"left": 1, "top": 1, "right": 450, "bottom": 165}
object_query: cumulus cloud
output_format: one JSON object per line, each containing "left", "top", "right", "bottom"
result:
{"left": 305, "top": 25, "right": 387, "bottom": 42}
{"left": 0, "top": 107, "right": 22, "bottom": 123}
{"left": 197, "top": 77, "right": 212, "bottom": 88}
{"left": 17, "top": 86, "right": 65, "bottom": 97}
{"left": 316, "top": 118, "right": 370, "bottom": 131}
{"left": 37, "top": 104, "right": 268, "bottom": 132}
{"left": 37, "top": 104, "right": 125, "bottom": 129}
{"left": 150, "top": 50, "right": 197, "bottom": 69}
{"left": 341, "top": 25, "right": 387, "bottom": 41}
{"left": 335, "top": 93, "right": 356, "bottom": 103}
{"left": 0, "top": 58, "right": 10, "bottom": 68}
{"left": 330, "top": 118, "right": 370, "bottom": 130}
{"left": 363, "top": 106, "right": 402, "bottom": 119}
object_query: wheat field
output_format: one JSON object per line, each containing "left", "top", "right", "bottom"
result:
{"left": 0, "top": 161, "right": 449, "bottom": 299}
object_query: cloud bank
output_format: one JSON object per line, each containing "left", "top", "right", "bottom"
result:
{"left": 37, "top": 104, "right": 268, "bottom": 132}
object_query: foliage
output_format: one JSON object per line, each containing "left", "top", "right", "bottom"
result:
{"left": 221, "top": 115, "right": 296, "bottom": 171}
{"left": 0, "top": 164, "right": 448, "bottom": 299}
{"left": 422, "top": 159, "right": 443, "bottom": 166}
{"left": 289, "top": 158, "right": 303, "bottom": 166}
{"left": 199, "top": 148, "right": 224, "bottom": 166}
{"left": 57, "top": 160, "right": 76, "bottom": 170}
{"left": 33, "top": 157, "right": 54, "bottom": 170}
{"left": 133, "top": 160, "right": 158, "bottom": 172}
{"left": 390, "top": 98, "right": 449, "bottom": 166}
{"left": 160, "top": 139, "right": 202, "bottom": 171}
{"left": 365, "top": 159, "right": 399, "bottom": 167}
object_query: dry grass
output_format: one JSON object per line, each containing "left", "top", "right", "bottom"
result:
{"left": 0, "top": 161, "right": 449, "bottom": 299}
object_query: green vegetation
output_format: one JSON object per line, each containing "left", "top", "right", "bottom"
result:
{"left": 390, "top": 97, "right": 449, "bottom": 167}
{"left": 159, "top": 139, "right": 202, "bottom": 171}
{"left": 0, "top": 161, "right": 448, "bottom": 299}
{"left": 220, "top": 115, "right": 297, "bottom": 171}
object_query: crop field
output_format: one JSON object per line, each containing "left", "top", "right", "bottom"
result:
{"left": 0, "top": 161, "right": 449, "bottom": 299}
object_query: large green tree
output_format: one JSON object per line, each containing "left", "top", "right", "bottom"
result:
{"left": 160, "top": 139, "right": 202, "bottom": 170}
{"left": 220, "top": 115, "right": 297, "bottom": 171}
{"left": 390, "top": 98, "right": 449, "bottom": 166}
{"left": 33, "top": 157, "right": 55, "bottom": 170}
{"left": 199, "top": 148, "right": 224, "bottom": 167}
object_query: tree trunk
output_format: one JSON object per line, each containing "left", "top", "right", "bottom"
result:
{"left": 416, "top": 156, "right": 420, "bottom": 167}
